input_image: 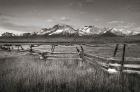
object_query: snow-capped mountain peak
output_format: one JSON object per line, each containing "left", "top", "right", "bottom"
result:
{"left": 110, "top": 28, "right": 134, "bottom": 36}
{"left": 79, "top": 25, "right": 102, "bottom": 36}
{"left": 37, "top": 24, "right": 137, "bottom": 36}
{"left": 38, "top": 24, "right": 77, "bottom": 36}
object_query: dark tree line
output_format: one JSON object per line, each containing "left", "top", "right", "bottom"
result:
{"left": 0, "top": 32, "right": 38, "bottom": 38}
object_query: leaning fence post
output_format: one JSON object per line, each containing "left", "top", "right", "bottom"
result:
{"left": 17, "top": 46, "right": 20, "bottom": 51}
{"left": 20, "top": 46, "right": 24, "bottom": 50}
{"left": 113, "top": 44, "right": 119, "bottom": 57}
{"left": 80, "top": 46, "right": 85, "bottom": 62}
{"left": 76, "top": 47, "right": 80, "bottom": 53}
{"left": 30, "top": 45, "right": 33, "bottom": 52}
{"left": 51, "top": 45, "right": 55, "bottom": 53}
{"left": 120, "top": 44, "right": 126, "bottom": 72}
{"left": 41, "top": 52, "right": 47, "bottom": 60}
{"left": 120, "top": 44, "right": 126, "bottom": 92}
{"left": 8, "top": 46, "right": 11, "bottom": 51}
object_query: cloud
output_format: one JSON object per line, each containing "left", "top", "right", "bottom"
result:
{"left": 77, "top": 2, "right": 83, "bottom": 7}
{"left": 0, "top": 13, "right": 35, "bottom": 33}
{"left": 122, "top": 23, "right": 136, "bottom": 29}
{"left": 94, "top": 18, "right": 100, "bottom": 22}
{"left": 0, "top": 21, "right": 40, "bottom": 32}
{"left": 0, "top": 13, "right": 40, "bottom": 32}
{"left": 108, "top": 20, "right": 124, "bottom": 24}
{"left": 107, "top": 20, "right": 136, "bottom": 29}
{"left": 79, "top": 11, "right": 87, "bottom": 14}
{"left": 0, "top": 27, "right": 26, "bottom": 36}
{"left": 67, "top": 0, "right": 95, "bottom": 8}
{"left": 60, "top": 16, "right": 70, "bottom": 22}
{"left": 85, "top": 0, "right": 95, "bottom": 3}
{"left": 77, "top": 0, "right": 95, "bottom": 7}
{"left": 123, "top": 1, "right": 140, "bottom": 12}
{"left": 46, "top": 16, "right": 71, "bottom": 23}
{"left": 132, "top": 27, "right": 140, "bottom": 32}
{"left": 46, "top": 19, "right": 54, "bottom": 23}
{"left": 106, "top": 20, "right": 140, "bottom": 34}
{"left": 0, "top": 19, "right": 39, "bottom": 32}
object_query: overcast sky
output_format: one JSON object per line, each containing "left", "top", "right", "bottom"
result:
{"left": 0, "top": 0, "right": 140, "bottom": 33}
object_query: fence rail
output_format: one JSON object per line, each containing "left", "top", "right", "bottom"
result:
{"left": 84, "top": 53, "right": 140, "bottom": 74}
{"left": 0, "top": 41, "right": 140, "bottom": 74}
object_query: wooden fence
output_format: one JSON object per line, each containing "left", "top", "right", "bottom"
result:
{"left": 82, "top": 44, "right": 140, "bottom": 74}
{"left": 1, "top": 42, "right": 140, "bottom": 74}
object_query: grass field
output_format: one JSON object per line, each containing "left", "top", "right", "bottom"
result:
{"left": 0, "top": 44, "right": 140, "bottom": 92}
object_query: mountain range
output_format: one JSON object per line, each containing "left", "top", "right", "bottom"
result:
{"left": 37, "top": 24, "right": 137, "bottom": 37}
{"left": 38, "top": 24, "right": 77, "bottom": 36}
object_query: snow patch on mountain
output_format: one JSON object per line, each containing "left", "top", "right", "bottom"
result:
{"left": 79, "top": 26, "right": 102, "bottom": 36}
{"left": 110, "top": 28, "right": 133, "bottom": 36}
{"left": 38, "top": 24, "right": 77, "bottom": 36}
{"left": 38, "top": 24, "right": 138, "bottom": 36}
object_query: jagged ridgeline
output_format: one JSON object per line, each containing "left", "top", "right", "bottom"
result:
{"left": 38, "top": 24, "right": 78, "bottom": 37}
{"left": 0, "top": 24, "right": 138, "bottom": 38}
{"left": 37, "top": 24, "right": 135, "bottom": 37}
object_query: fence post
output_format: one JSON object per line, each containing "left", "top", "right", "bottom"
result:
{"left": 17, "top": 46, "right": 20, "bottom": 51}
{"left": 8, "top": 46, "right": 11, "bottom": 51}
{"left": 76, "top": 47, "right": 80, "bottom": 53}
{"left": 120, "top": 44, "right": 126, "bottom": 72}
{"left": 51, "top": 45, "right": 55, "bottom": 53}
{"left": 20, "top": 45, "right": 24, "bottom": 50}
{"left": 30, "top": 45, "right": 33, "bottom": 52}
{"left": 41, "top": 52, "right": 47, "bottom": 60}
{"left": 76, "top": 46, "right": 85, "bottom": 62}
{"left": 80, "top": 46, "right": 85, "bottom": 62}
{"left": 120, "top": 44, "right": 126, "bottom": 92}
{"left": 113, "top": 44, "right": 119, "bottom": 57}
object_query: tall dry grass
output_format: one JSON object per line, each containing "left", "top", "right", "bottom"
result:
{"left": 0, "top": 49, "right": 140, "bottom": 92}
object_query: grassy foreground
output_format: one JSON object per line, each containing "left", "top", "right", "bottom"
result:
{"left": 0, "top": 49, "right": 140, "bottom": 92}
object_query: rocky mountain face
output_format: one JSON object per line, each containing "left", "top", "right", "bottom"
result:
{"left": 99, "top": 30, "right": 117, "bottom": 37}
{"left": 37, "top": 24, "right": 136, "bottom": 37}
{"left": 78, "top": 26, "right": 102, "bottom": 36}
{"left": 38, "top": 24, "right": 77, "bottom": 36}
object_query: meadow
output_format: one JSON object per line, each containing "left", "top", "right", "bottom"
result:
{"left": 0, "top": 44, "right": 140, "bottom": 92}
